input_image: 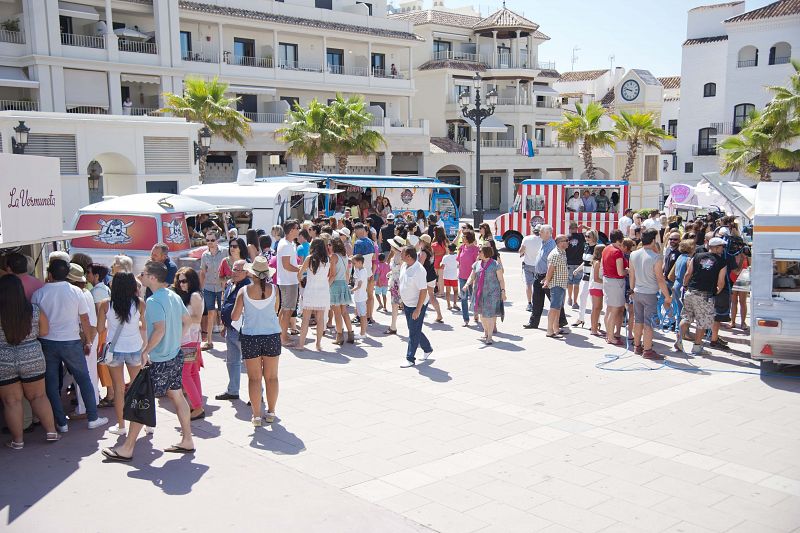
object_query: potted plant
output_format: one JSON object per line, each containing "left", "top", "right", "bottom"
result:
{"left": 1, "top": 19, "right": 20, "bottom": 32}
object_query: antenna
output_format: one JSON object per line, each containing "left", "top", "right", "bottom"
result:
{"left": 609, "top": 54, "right": 615, "bottom": 71}
{"left": 571, "top": 46, "right": 581, "bottom": 71}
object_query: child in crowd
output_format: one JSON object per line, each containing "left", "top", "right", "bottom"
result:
{"left": 350, "top": 255, "right": 369, "bottom": 340}
{"left": 622, "top": 238, "right": 636, "bottom": 340}
{"left": 374, "top": 253, "right": 390, "bottom": 312}
{"left": 441, "top": 243, "right": 460, "bottom": 311}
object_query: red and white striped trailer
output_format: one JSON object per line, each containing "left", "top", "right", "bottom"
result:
{"left": 494, "top": 180, "right": 630, "bottom": 251}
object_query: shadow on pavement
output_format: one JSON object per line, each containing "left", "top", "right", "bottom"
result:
{"left": 126, "top": 454, "right": 209, "bottom": 495}
{"left": 414, "top": 360, "right": 451, "bottom": 382}
{"left": 250, "top": 422, "right": 306, "bottom": 455}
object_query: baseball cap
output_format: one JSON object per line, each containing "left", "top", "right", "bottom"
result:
{"left": 339, "top": 227, "right": 351, "bottom": 237}
{"left": 717, "top": 227, "right": 730, "bottom": 236}
{"left": 387, "top": 213, "right": 395, "bottom": 221}
{"left": 708, "top": 237, "right": 726, "bottom": 247}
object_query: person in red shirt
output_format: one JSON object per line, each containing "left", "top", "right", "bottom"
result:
{"left": 5, "top": 253, "right": 44, "bottom": 301}
{"left": 602, "top": 230, "right": 628, "bottom": 345}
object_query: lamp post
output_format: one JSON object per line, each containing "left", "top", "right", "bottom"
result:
{"left": 460, "top": 72, "right": 496, "bottom": 226}
{"left": 12, "top": 120, "right": 30, "bottom": 154}
{"left": 194, "top": 125, "right": 212, "bottom": 182}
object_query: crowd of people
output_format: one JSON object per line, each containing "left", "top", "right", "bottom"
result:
{"left": 0, "top": 202, "right": 748, "bottom": 457}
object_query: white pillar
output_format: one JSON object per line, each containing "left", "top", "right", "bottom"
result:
{"left": 217, "top": 22, "right": 224, "bottom": 66}
{"left": 273, "top": 30, "right": 279, "bottom": 67}
{"left": 407, "top": 95, "right": 413, "bottom": 126}
{"left": 501, "top": 168, "right": 514, "bottom": 211}
{"left": 527, "top": 35, "right": 534, "bottom": 67}
{"left": 475, "top": 35, "right": 481, "bottom": 63}
{"left": 514, "top": 30, "right": 520, "bottom": 68}
{"left": 153, "top": 0, "right": 171, "bottom": 67}
{"left": 378, "top": 152, "right": 392, "bottom": 176}
{"left": 408, "top": 46, "right": 413, "bottom": 78}
{"left": 32, "top": 65, "right": 54, "bottom": 111}
{"left": 492, "top": 31, "right": 498, "bottom": 68}
{"left": 367, "top": 41, "right": 372, "bottom": 76}
{"left": 108, "top": 71, "right": 122, "bottom": 115}
{"left": 515, "top": 78, "right": 520, "bottom": 105}
{"left": 50, "top": 65, "right": 66, "bottom": 112}
{"left": 104, "top": 0, "right": 119, "bottom": 61}
{"left": 44, "top": 0, "right": 61, "bottom": 56}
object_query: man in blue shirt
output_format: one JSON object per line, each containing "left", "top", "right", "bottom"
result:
{"left": 216, "top": 260, "right": 251, "bottom": 401}
{"left": 582, "top": 190, "right": 597, "bottom": 213}
{"left": 103, "top": 261, "right": 193, "bottom": 462}
{"left": 523, "top": 225, "right": 568, "bottom": 330}
{"left": 353, "top": 223, "right": 376, "bottom": 324}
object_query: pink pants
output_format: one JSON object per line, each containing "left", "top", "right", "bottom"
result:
{"left": 182, "top": 359, "right": 203, "bottom": 410}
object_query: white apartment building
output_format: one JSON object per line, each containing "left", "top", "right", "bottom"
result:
{"left": 676, "top": 0, "right": 800, "bottom": 186}
{"left": 389, "top": 4, "right": 581, "bottom": 212}
{"left": 554, "top": 68, "right": 682, "bottom": 208}
{"left": 0, "top": 0, "right": 432, "bottom": 217}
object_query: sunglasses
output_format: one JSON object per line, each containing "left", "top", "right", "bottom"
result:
{"left": 669, "top": 238, "right": 679, "bottom": 241}
{"left": 206, "top": 238, "right": 217, "bottom": 243}
{"left": 178, "top": 279, "right": 188, "bottom": 284}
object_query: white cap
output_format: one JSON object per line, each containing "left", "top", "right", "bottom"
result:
{"left": 339, "top": 227, "right": 351, "bottom": 237}
{"left": 709, "top": 237, "right": 726, "bottom": 247}
{"left": 717, "top": 227, "right": 730, "bottom": 236}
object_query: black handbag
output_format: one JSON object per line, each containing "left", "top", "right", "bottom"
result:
{"left": 123, "top": 366, "right": 156, "bottom": 427}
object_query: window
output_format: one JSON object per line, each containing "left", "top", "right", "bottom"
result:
{"left": 497, "top": 45, "right": 511, "bottom": 67}
{"left": 697, "top": 128, "right": 717, "bottom": 156}
{"left": 315, "top": 0, "right": 332, "bottom": 9}
{"left": 644, "top": 155, "right": 658, "bottom": 181}
{"left": 534, "top": 128, "right": 545, "bottom": 146}
{"left": 737, "top": 45, "right": 758, "bottom": 68}
{"left": 773, "top": 255, "right": 800, "bottom": 298}
{"left": 768, "top": 42, "right": 792, "bottom": 65}
{"left": 180, "top": 31, "right": 192, "bottom": 60}
{"left": 356, "top": 1, "right": 373, "bottom": 15}
{"left": 370, "top": 101, "right": 386, "bottom": 115}
{"left": 672, "top": 154, "right": 677, "bottom": 171}
{"left": 526, "top": 194, "right": 545, "bottom": 212}
{"left": 371, "top": 53, "right": 386, "bottom": 76}
{"left": 280, "top": 96, "right": 300, "bottom": 110}
{"left": 456, "top": 124, "right": 470, "bottom": 143}
{"left": 703, "top": 83, "right": 716, "bottom": 97}
{"left": 733, "top": 103, "right": 755, "bottom": 134}
{"left": 684, "top": 162, "right": 693, "bottom": 173}
{"left": 326, "top": 48, "right": 344, "bottom": 73}
{"left": 236, "top": 94, "right": 257, "bottom": 114}
{"left": 667, "top": 119, "right": 677, "bottom": 137}
{"left": 233, "top": 38, "right": 255, "bottom": 61}
{"left": 59, "top": 15, "right": 73, "bottom": 35}
{"left": 433, "top": 40, "right": 452, "bottom": 57}
{"left": 278, "top": 43, "right": 298, "bottom": 68}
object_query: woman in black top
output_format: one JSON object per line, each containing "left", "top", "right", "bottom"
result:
{"left": 573, "top": 229, "right": 598, "bottom": 327}
{"left": 419, "top": 238, "right": 444, "bottom": 323}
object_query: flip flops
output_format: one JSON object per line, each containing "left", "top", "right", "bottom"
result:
{"left": 102, "top": 448, "right": 132, "bottom": 462}
{"left": 164, "top": 445, "right": 195, "bottom": 454}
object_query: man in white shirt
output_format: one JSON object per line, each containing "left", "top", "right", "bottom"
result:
{"left": 566, "top": 191, "right": 584, "bottom": 212}
{"left": 519, "top": 226, "right": 542, "bottom": 312}
{"left": 276, "top": 220, "right": 301, "bottom": 346}
{"left": 398, "top": 246, "right": 433, "bottom": 368}
{"left": 642, "top": 211, "right": 663, "bottom": 245}
{"left": 618, "top": 209, "right": 634, "bottom": 237}
{"left": 32, "top": 259, "right": 108, "bottom": 432}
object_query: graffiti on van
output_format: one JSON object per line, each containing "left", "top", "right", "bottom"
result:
{"left": 95, "top": 218, "right": 134, "bottom": 245}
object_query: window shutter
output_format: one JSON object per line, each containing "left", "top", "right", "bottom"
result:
{"left": 644, "top": 155, "right": 658, "bottom": 181}
{"left": 144, "top": 137, "right": 191, "bottom": 174}
{"left": 26, "top": 133, "right": 78, "bottom": 174}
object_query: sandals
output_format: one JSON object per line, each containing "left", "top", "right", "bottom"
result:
{"left": 164, "top": 445, "right": 195, "bottom": 454}
{"left": 97, "top": 397, "right": 115, "bottom": 408}
{"left": 201, "top": 342, "right": 214, "bottom": 351}
{"left": 46, "top": 432, "right": 60, "bottom": 442}
{"left": 6, "top": 440, "right": 23, "bottom": 450}
{"left": 383, "top": 328, "right": 397, "bottom": 335}
{"left": 289, "top": 329, "right": 300, "bottom": 336}
{"left": 102, "top": 448, "right": 132, "bottom": 462}
{"left": 435, "top": 318, "right": 444, "bottom": 324}
{"left": 545, "top": 333, "right": 563, "bottom": 339}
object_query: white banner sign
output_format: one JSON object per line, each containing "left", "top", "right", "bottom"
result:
{"left": 0, "top": 154, "right": 63, "bottom": 244}
{"left": 382, "top": 187, "right": 431, "bottom": 212}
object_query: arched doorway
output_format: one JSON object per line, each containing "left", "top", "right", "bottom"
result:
{"left": 435, "top": 164, "right": 466, "bottom": 210}
{"left": 89, "top": 152, "right": 138, "bottom": 200}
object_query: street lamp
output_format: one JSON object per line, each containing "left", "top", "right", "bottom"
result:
{"left": 193, "top": 125, "right": 212, "bottom": 164}
{"left": 461, "top": 72, "right": 496, "bottom": 226}
{"left": 12, "top": 120, "right": 30, "bottom": 154}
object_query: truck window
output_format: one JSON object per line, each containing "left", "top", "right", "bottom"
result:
{"left": 435, "top": 195, "right": 456, "bottom": 220}
{"left": 512, "top": 193, "right": 522, "bottom": 212}
{"left": 526, "top": 194, "right": 545, "bottom": 212}
{"left": 773, "top": 256, "right": 800, "bottom": 300}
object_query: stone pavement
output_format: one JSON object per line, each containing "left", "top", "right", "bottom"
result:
{"left": 2, "top": 250, "right": 800, "bottom": 532}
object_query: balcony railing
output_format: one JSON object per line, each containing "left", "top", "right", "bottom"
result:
{"left": 709, "top": 122, "right": 733, "bottom": 135}
{"left": 61, "top": 33, "right": 105, "bottom": 49}
{"left": 67, "top": 106, "right": 109, "bottom": 114}
{"left": 183, "top": 50, "right": 219, "bottom": 63}
{"left": 772, "top": 56, "right": 791, "bottom": 65}
{"left": 229, "top": 55, "right": 272, "bottom": 68}
{"left": 432, "top": 50, "right": 484, "bottom": 63}
{"left": 278, "top": 60, "right": 322, "bottom": 72}
{"left": 536, "top": 60, "right": 556, "bottom": 70}
{"left": 737, "top": 59, "right": 757, "bottom": 68}
{"left": 243, "top": 112, "right": 287, "bottom": 124}
{"left": 0, "top": 100, "right": 38, "bottom": 111}
{"left": 480, "top": 139, "right": 517, "bottom": 148}
{"left": 127, "top": 107, "right": 162, "bottom": 116}
{"left": 327, "top": 64, "right": 369, "bottom": 77}
{"left": 692, "top": 144, "right": 717, "bottom": 156}
{"left": 0, "top": 29, "right": 24, "bottom": 44}
{"left": 371, "top": 68, "right": 407, "bottom": 79}
{"left": 119, "top": 40, "right": 157, "bottom": 54}
{"left": 536, "top": 99, "right": 558, "bottom": 109}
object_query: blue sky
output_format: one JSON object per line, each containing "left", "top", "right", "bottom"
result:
{"left": 469, "top": 0, "right": 774, "bottom": 76}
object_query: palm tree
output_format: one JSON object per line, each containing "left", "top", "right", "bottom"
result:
{"left": 327, "top": 94, "right": 386, "bottom": 173}
{"left": 550, "top": 102, "right": 614, "bottom": 179}
{"left": 161, "top": 76, "right": 251, "bottom": 183}
{"left": 275, "top": 98, "right": 332, "bottom": 173}
{"left": 765, "top": 58, "right": 800, "bottom": 128}
{"left": 611, "top": 111, "right": 672, "bottom": 182}
{"left": 719, "top": 109, "right": 799, "bottom": 181}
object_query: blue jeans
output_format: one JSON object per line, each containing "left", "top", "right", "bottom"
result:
{"left": 225, "top": 327, "right": 242, "bottom": 395}
{"left": 403, "top": 304, "right": 432, "bottom": 362}
{"left": 40, "top": 339, "right": 99, "bottom": 426}
{"left": 458, "top": 278, "right": 471, "bottom": 323}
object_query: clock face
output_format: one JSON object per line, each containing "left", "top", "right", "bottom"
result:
{"left": 621, "top": 79, "right": 640, "bottom": 101}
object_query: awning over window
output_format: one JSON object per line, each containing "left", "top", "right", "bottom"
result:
{"left": 461, "top": 115, "right": 508, "bottom": 133}
{"left": 64, "top": 69, "right": 109, "bottom": 109}
{"left": 121, "top": 73, "right": 161, "bottom": 85}
{"left": 59, "top": 1, "right": 100, "bottom": 21}
{"left": 227, "top": 85, "right": 276, "bottom": 96}
{"left": 532, "top": 85, "right": 559, "bottom": 96}
{"left": 0, "top": 66, "right": 39, "bottom": 89}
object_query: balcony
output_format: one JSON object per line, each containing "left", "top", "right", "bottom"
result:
{"left": 464, "top": 139, "right": 573, "bottom": 156}
{"left": 278, "top": 60, "right": 323, "bottom": 73}
{"left": 432, "top": 50, "right": 484, "bottom": 63}
{"left": 772, "top": 56, "right": 791, "bottom": 65}
{"left": 119, "top": 40, "right": 157, "bottom": 55}
{"left": 61, "top": 33, "right": 104, "bottom": 49}
{"left": 489, "top": 52, "right": 555, "bottom": 70}
{"left": 737, "top": 59, "right": 757, "bottom": 68}
{"left": 228, "top": 55, "right": 273, "bottom": 68}
{"left": 243, "top": 112, "right": 287, "bottom": 124}
{"left": 709, "top": 122, "right": 733, "bottom": 135}
{"left": 327, "top": 64, "right": 369, "bottom": 77}
{"left": 0, "top": 29, "right": 24, "bottom": 44}
{"left": 692, "top": 144, "right": 717, "bottom": 156}
{"left": 0, "top": 99, "right": 38, "bottom": 111}
{"left": 183, "top": 50, "right": 219, "bottom": 63}
{"left": 127, "top": 107, "right": 162, "bottom": 116}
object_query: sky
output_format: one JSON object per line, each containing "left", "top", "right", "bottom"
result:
{"left": 458, "top": 0, "right": 775, "bottom": 77}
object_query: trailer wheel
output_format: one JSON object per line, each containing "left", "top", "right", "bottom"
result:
{"left": 503, "top": 232, "right": 523, "bottom": 252}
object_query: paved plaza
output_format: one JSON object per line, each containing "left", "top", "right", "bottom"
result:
{"left": 2, "top": 250, "right": 800, "bottom": 533}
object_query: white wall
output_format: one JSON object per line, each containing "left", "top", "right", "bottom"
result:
{"left": 686, "top": 3, "right": 742, "bottom": 39}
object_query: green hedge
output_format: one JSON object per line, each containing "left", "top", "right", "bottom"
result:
{"left": 637, "top": 208, "right": 658, "bottom": 218}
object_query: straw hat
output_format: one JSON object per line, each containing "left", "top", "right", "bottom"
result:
{"left": 49, "top": 250, "right": 70, "bottom": 264}
{"left": 67, "top": 263, "right": 86, "bottom": 283}
{"left": 244, "top": 256, "right": 275, "bottom": 279}
{"left": 339, "top": 227, "right": 351, "bottom": 237}
{"left": 420, "top": 234, "right": 432, "bottom": 244}
{"left": 388, "top": 236, "right": 406, "bottom": 250}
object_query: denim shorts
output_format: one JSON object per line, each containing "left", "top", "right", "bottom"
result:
{"left": 107, "top": 350, "right": 142, "bottom": 368}
{"left": 375, "top": 286, "right": 388, "bottom": 296}
{"left": 549, "top": 286, "right": 566, "bottom": 310}
{"left": 203, "top": 289, "right": 222, "bottom": 314}
{"left": 567, "top": 265, "right": 582, "bottom": 286}
{"left": 355, "top": 300, "right": 367, "bottom": 316}
{"left": 522, "top": 264, "right": 537, "bottom": 286}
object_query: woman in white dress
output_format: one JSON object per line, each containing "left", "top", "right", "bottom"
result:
{"left": 297, "top": 238, "right": 332, "bottom": 351}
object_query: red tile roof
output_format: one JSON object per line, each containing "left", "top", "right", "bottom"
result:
{"left": 430, "top": 137, "right": 472, "bottom": 153}
{"left": 388, "top": 9, "right": 549, "bottom": 39}
{"left": 689, "top": 1, "right": 744, "bottom": 12}
{"left": 558, "top": 69, "right": 609, "bottom": 82}
{"left": 600, "top": 88, "right": 615, "bottom": 108}
{"left": 418, "top": 59, "right": 488, "bottom": 72}
{"left": 725, "top": 0, "right": 800, "bottom": 22}
{"left": 683, "top": 35, "right": 729, "bottom": 46}
{"left": 473, "top": 8, "right": 539, "bottom": 32}
{"left": 657, "top": 76, "right": 681, "bottom": 89}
